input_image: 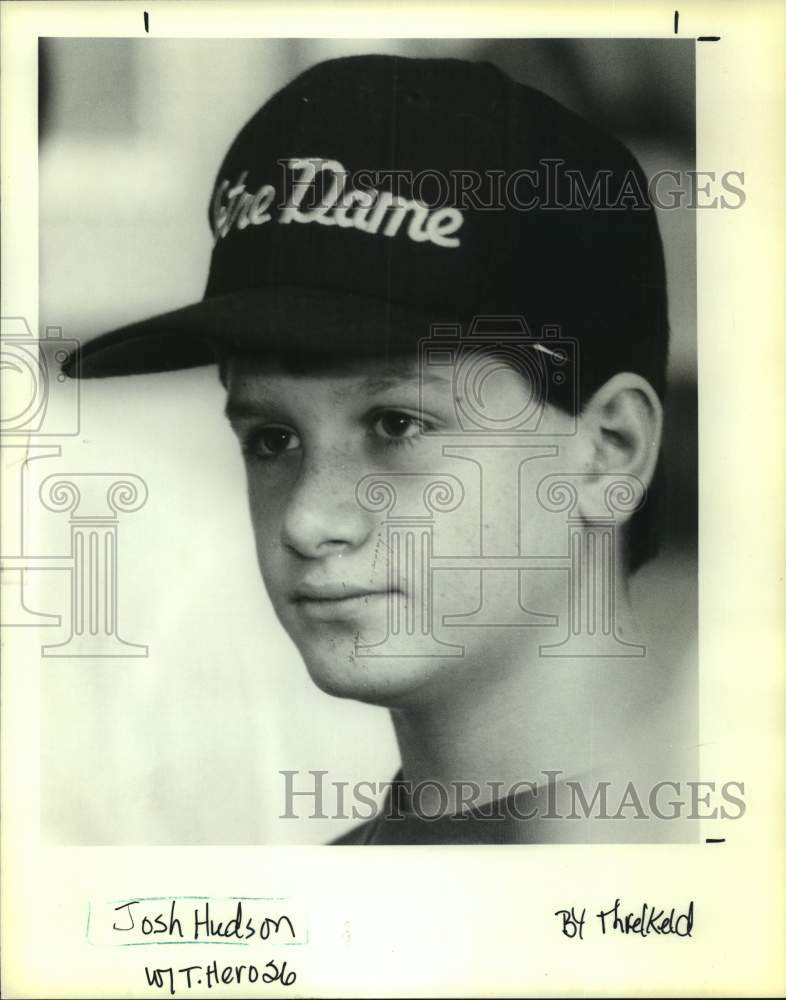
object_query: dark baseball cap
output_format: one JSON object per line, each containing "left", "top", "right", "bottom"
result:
{"left": 63, "top": 53, "right": 668, "bottom": 401}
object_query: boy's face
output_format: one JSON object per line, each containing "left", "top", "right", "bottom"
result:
{"left": 225, "top": 352, "right": 582, "bottom": 709}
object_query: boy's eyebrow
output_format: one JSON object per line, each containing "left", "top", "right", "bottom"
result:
{"left": 355, "top": 366, "right": 451, "bottom": 395}
{"left": 224, "top": 399, "right": 268, "bottom": 422}
{"left": 224, "top": 365, "right": 453, "bottom": 421}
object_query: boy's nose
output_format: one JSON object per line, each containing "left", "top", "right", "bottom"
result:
{"left": 281, "top": 453, "right": 374, "bottom": 558}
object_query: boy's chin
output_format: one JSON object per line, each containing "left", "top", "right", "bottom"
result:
{"left": 298, "top": 645, "right": 460, "bottom": 709}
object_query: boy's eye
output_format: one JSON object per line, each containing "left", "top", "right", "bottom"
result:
{"left": 246, "top": 426, "right": 300, "bottom": 458}
{"left": 373, "top": 411, "right": 424, "bottom": 441}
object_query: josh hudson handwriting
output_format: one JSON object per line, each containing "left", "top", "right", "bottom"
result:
{"left": 554, "top": 899, "right": 694, "bottom": 939}
{"left": 112, "top": 899, "right": 296, "bottom": 943}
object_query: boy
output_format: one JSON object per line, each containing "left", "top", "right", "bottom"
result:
{"left": 65, "top": 54, "right": 688, "bottom": 843}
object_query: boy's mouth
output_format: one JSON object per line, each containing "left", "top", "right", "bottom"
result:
{"left": 291, "top": 582, "right": 403, "bottom": 622}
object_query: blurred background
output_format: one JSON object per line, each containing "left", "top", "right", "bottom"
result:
{"left": 37, "top": 38, "right": 697, "bottom": 844}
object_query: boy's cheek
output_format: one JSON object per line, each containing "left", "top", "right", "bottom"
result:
{"left": 250, "top": 522, "right": 289, "bottom": 595}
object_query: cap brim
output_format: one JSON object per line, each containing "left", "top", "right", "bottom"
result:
{"left": 63, "top": 286, "right": 443, "bottom": 378}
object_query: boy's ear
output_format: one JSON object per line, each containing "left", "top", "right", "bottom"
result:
{"left": 577, "top": 372, "right": 663, "bottom": 523}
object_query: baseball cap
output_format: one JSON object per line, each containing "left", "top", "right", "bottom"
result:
{"left": 62, "top": 53, "right": 668, "bottom": 402}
